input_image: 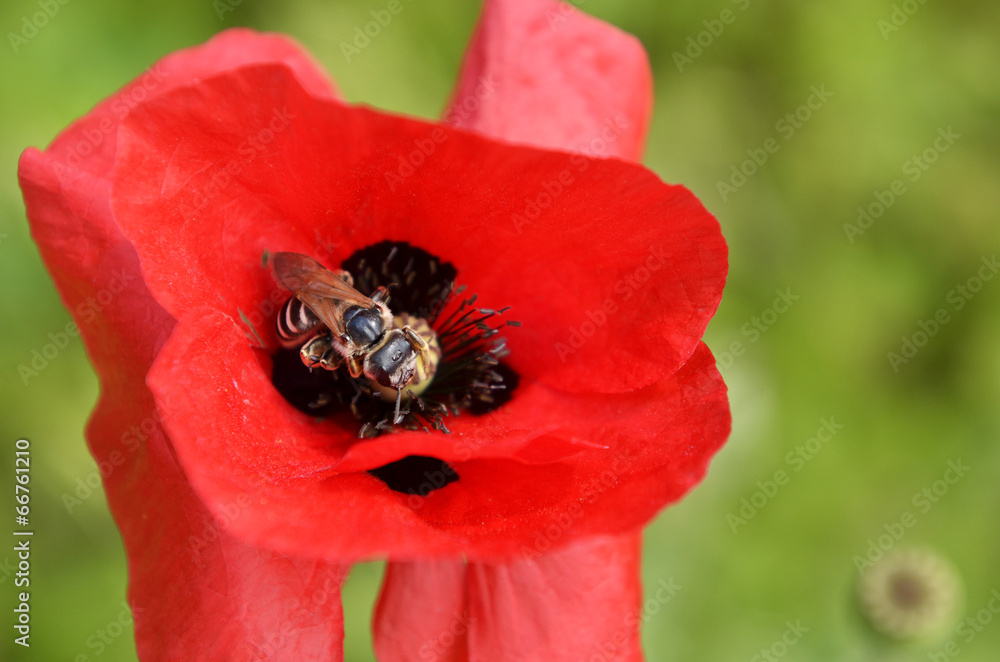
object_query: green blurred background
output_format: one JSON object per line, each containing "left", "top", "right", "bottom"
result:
{"left": 2, "top": 0, "right": 998, "bottom": 660}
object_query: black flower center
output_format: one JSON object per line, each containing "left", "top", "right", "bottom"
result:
{"left": 269, "top": 240, "right": 520, "bottom": 494}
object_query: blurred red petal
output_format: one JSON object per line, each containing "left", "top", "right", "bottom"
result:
{"left": 374, "top": 559, "right": 469, "bottom": 662}
{"left": 446, "top": 0, "right": 652, "bottom": 160}
{"left": 466, "top": 534, "right": 644, "bottom": 661}
{"left": 373, "top": 535, "right": 645, "bottom": 661}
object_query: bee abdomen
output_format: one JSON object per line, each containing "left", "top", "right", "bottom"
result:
{"left": 277, "top": 296, "right": 323, "bottom": 348}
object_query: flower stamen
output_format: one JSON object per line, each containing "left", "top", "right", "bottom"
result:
{"left": 270, "top": 240, "right": 519, "bottom": 440}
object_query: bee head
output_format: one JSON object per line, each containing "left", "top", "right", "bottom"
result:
{"left": 367, "top": 332, "right": 417, "bottom": 389}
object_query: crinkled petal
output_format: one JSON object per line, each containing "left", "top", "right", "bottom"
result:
{"left": 111, "top": 65, "right": 725, "bottom": 394}
{"left": 149, "top": 299, "right": 729, "bottom": 560}
{"left": 444, "top": 0, "right": 651, "bottom": 161}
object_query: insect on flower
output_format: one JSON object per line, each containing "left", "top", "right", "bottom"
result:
{"left": 17, "top": 0, "right": 730, "bottom": 655}
{"left": 272, "top": 251, "right": 438, "bottom": 424}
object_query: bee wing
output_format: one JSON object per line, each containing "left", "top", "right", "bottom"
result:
{"left": 272, "top": 252, "right": 375, "bottom": 336}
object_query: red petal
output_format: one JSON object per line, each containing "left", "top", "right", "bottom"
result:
{"left": 467, "top": 534, "right": 644, "bottom": 661}
{"left": 373, "top": 559, "right": 469, "bottom": 662}
{"left": 445, "top": 0, "right": 652, "bottom": 160}
{"left": 149, "top": 296, "right": 729, "bottom": 559}
{"left": 111, "top": 65, "right": 725, "bottom": 393}
{"left": 372, "top": 536, "right": 645, "bottom": 661}
{"left": 44, "top": 29, "right": 336, "bottom": 185}
{"left": 18, "top": 29, "right": 346, "bottom": 660}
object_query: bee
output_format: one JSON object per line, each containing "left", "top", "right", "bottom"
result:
{"left": 272, "top": 252, "right": 433, "bottom": 423}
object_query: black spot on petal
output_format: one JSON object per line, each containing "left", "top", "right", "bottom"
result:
{"left": 368, "top": 455, "right": 459, "bottom": 496}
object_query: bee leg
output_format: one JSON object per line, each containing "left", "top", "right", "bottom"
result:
{"left": 370, "top": 286, "right": 390, "bottom": 305}
{"left": 300, "top": 335, "right": 342, "bottom": 371}
{"left": 346, "top": 355, "right": 365, "bottom": 379}
{"left": 402, "top": 326, "right": 429, "bottom": 352}
{"left": 308, "top": 392, "right": 331, "bottom": 411}
{"left": 402, "top": 325, "right": 431, "bottom": 369}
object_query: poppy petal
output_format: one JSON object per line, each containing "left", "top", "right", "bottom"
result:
{"left": 19, "top": 152, "right": 349, "bottom": 662}
{"left": 373, "top": 559, "right": 469, "bottom": 662}
{"left": 372, "top": 535, "right": 644, "bottom": 661}
{"left": 20, "top": 19, "right": 726, "bottom": 662}
{"left": 18, "top": 29, "right": 347, "bottom": 659}
{"left": 445, "top": 0, "right": 652, "bottom": 161}
{"left": 43, "top": 28, "right": 336, "bottom": 189}
{"left": 111, "top": 65, "right": 725, "bottom": 394}
{"left": 148, "top": 295, "right": 728, "bottom": 559}
{"left": 466, "top": 534, "right": 644, "bottom": 661}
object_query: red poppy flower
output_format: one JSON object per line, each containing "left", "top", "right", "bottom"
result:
{"left": 19, "top": 0, "right": 729, "bottom": 660}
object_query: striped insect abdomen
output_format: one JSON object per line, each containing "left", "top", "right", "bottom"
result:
{"left": 277, "top": 296, "right": 324, "bottom": 348}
